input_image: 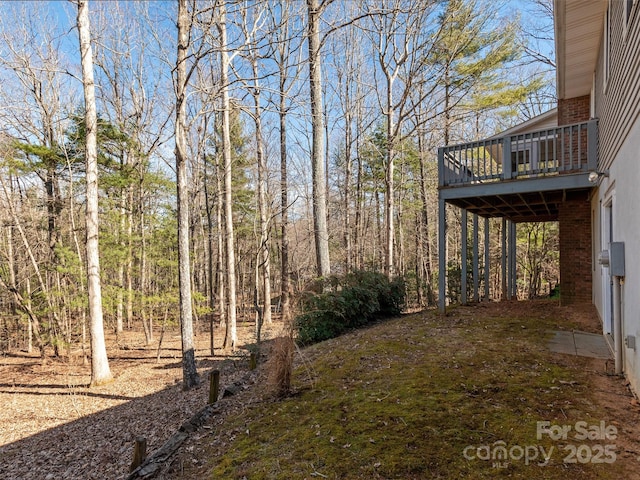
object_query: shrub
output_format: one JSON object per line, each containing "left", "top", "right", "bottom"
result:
{"left": 295, "top": 271, "right": 405, "bottom": 345}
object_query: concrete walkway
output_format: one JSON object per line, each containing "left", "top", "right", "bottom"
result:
{"left": 548, "top": 330, "right": 612, "bottom": 359}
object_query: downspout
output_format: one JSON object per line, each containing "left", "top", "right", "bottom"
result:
{"left": 611, "top": 242, "right": 626, "bottom": 374}
{"left": 601, "top": 242, "right": 625, "bottom": 375}
{"left": 613, "top": 275, "right": 622, "bottom": 374}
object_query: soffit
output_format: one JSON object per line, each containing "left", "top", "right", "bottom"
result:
{"left": 488, "top": 108, "right": 558, "bottom": 140}
{"left": 555, "top": 0, "right": 608, "bottom": 99}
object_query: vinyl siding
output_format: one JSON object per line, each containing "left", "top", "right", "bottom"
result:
{"left": 594, "top": 0, "right": 640, "bottom": 170}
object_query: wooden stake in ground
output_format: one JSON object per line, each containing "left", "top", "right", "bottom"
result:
{"left": 130, "top": 437, "right": 147, "bottom": 472}
{"left": 209, "top": 369, "right": 220, "bottom": 404}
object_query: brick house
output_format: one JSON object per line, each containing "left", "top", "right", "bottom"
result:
{"left": 437, "top": 0, "right": 640, "bottom": 391}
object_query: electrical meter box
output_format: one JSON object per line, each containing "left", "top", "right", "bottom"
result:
{"left": 610, "top": 242, "right": 625, "bottom": 277}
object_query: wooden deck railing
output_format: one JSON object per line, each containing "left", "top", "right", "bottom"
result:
{"left": 438, "top": 119, "right": 598, "bottom": 188}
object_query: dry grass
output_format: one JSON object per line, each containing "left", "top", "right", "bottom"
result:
{"left": 267, "top": 334, "right": 295, "bottom": 397}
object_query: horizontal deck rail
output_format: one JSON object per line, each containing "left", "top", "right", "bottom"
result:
{"left": 438, "top": 119, "right": 598, "bottom": 188}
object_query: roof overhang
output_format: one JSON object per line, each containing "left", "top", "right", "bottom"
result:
{"left": 489, "top": 108, "right": 558, "bottom": 140}
{"left": 554, "top": 0, "right": 608, "bottom": 100}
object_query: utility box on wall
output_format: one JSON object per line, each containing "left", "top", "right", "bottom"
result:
{"left": 610, "top": 242, "right": 625, "bottom": 277}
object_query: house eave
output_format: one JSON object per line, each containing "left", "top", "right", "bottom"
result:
{"left": 554, "top": 0, "right": 608, "bottom": 100}
{"left": 488, "top": 108, "right": 558, "bottom": 140}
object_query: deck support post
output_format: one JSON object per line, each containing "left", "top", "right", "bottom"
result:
{"left": 509, "top": 220, "right": 517, "bottom": 299}
{"left": 473, "top": 214, "right": 479, "bottom": 302}
{"left": 484, "top": 217, "right": 490, "bottom": 300}
{"left": 501, "top": 218, "right": 507, "bottom": 300}
{"left": 503, "top": 136, "right": 512, "bottom": 179}
{"left": 438, "top": 198, "right": 447, "bottom": 313}
{"left": 461, "top": 209, "right": 468, "bottom": 305}
{"left": 507, "top": 220, "right": 513, "bottom": 299}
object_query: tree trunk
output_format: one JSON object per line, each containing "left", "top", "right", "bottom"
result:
{"left": 175, "top": 0, "right": 199, "bottom": 389}
{"left": 375, "top": 190, "right": 382, "bottom": 270}
{"left": 417, "top": 127, "right": 434, "bottom": 305}
{"left": 273, "top": 5, "right": 293, "bottom": 325}
{"left": 203, "top": 118, "right": 216, "bottom": 356}
{"left": 396, "top": 165, "right": 405, "bottom": 275}
{"left": 343, "top": 87, "right": 352, "bottom": 274}
{"left": 116, "top": 190, "right": 125, "bottom": 335}
{"left": 306, "top": 0, "right": 330, "bottom": 277}
{"left": 385, "top": 77, "right": 395, "bottom": 278}
{"left": 218, "top": 3, "right": 238, "bottom": 350}
{"left": 66, "top": 160, "right": 88, "bottom": 361}
{"left": 279, "top": 68, "right": 291, "bottom": 324}
{"left": 77, "top": 0, "right": 112, "bottom": 386}
{"left": 354, "top": 130, "right": 364, "bottom": 270}
{"left": 215, "top": 156, "right": 227, "bottom": 345}
{"left": 251, "top": 56, "right": 272, "bottom": 328}
{"left": 126, "top": 183, "right": 134, "bottom": 330}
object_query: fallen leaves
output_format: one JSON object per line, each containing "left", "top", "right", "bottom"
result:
{"left": 0, "top": 324, "right": 270, "bottom": 480}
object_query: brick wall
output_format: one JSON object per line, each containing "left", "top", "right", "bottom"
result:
{"left": 558, "top": 95, "right": 591, "bottom": 125}
{"left": 557, "top": 96, "right": 591, "bottom": 171}
{"left": 555, "top": 95, "right": 593, "bottom": 305}
{"left": 558, "top": 190, "right": 592, "bottom": 305}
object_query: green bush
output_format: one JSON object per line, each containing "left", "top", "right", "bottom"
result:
{"left": 296, "top": 271, "right": 405, "bottom": 345}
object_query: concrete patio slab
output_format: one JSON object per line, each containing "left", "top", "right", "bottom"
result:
{"left": 574, "top": 331, "right": 612, "bottom": 359}
{"left": 548, "top": 330, "right": 612, "bottom": 359}
{"left": 548, "top": 331, "right": 577, "bottom": 355}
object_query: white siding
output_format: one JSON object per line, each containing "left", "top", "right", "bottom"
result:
{"left": 595, "top": 0, "right": 640, "bottom": 170}
{"left": 605, "top": 119, "right": 640, "bottom": 394}
{"left": 592, "top": 0, "right": 640, "bottom": 393}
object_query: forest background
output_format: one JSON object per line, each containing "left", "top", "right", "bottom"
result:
{"left": 0, "top": 0, "right": 556, "bottom": 386}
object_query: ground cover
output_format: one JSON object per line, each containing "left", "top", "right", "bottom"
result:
{"left": 0, "top": 322, "right": 276, "bottom": 480}
{"left": 1, "top": 300, "right": 639, "bottom": 479}
{"left": 166, "top": 300, "right": 640, "bottom": 479}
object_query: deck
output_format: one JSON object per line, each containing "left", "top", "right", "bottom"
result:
{"left": 437, "top": 119, "right": 598, "bottom": 222}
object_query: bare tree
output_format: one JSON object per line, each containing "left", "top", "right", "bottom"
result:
{"left": 0, "top": 173, "right": 45, "bottom": 352}
{"left": 326, "top": 2, "right": 371, "bottom": 274}
{"left": 306, "top": 0, "right": 331, "bottom": 277}
{"left": 217, "top": 1, "right": 238, "bottom": 350}
{"left": 175, "top": 0, "right": 199, "bottom": 388}
{"left": 236, "top": 3, "right": 272, "bottom": 339}
{"left": 364, "top": 0, "right": 439, "bottom": 277}
{"left": 91, "top": 1, "right": 173, "bottom": 338}
{"left": 267, "top": 0, "right": 304, "bottom": 323}
{"left": 0, "top": 3, "right": 73, "bottom": 354}
{"left": 77, "top": 0, "right": 112, "bottom": 386}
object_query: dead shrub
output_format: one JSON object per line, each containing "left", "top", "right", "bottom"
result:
{"left": 268, "top": 332, "right": 295, "bottom": 397}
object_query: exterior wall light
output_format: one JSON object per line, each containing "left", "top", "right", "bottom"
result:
{"left": 588, "top": 171, "right": 609, "bottom": 184}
